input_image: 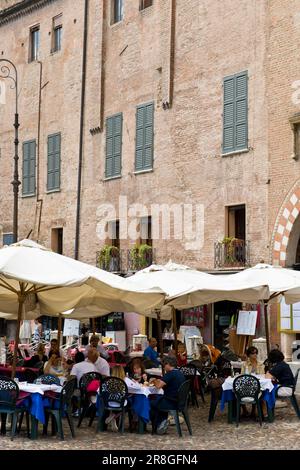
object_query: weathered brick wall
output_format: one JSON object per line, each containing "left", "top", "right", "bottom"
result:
{"left": 0, "top": 0, "right": 270, "bottom": 271}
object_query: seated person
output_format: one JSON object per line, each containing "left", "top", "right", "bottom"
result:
{"left": 150, "top": 356, "right": 185, "bottom": 434}
{"left": 48, "top": 338, "right": 60, "bottom": 359}
{"left": 25, "top": 343, "right": 48, "bottom": 368}
{"left": 265, "top": 349, "right": 295, "bottom": 388}
{"left": 94, "top": 352, "right": 110, "bottom": 377}
{"left": 84, "top": 335, "right": 110, "bottom": 360}
{"left": 70, "top": 349, "right": 99, "bottom": 386}
{"left": 176, "top": 342, "right": 187, "bottom": 367}
{"left": 63, "top": 358, "right": 74, "bottom": 378}
{"left": 129, "top": 358, "right": 148, "bottom": 384}
{"left": 143, "top": 337, "right": 160, "bottom": 367}
{"left": 43, "top": 353, "right": 64, "bottom": 377}
{"left": 241, "top": 346, "right": 265, "bottom": 375}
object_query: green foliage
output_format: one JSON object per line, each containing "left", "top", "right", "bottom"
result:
{"left": 220, "top": 237, "right": 237, "bottom": 265}
{"left": 130, "top": 244, "right": 152, "bottom": 270}
{"left": 98, "top": 245, "right": 119, "bottom": 270}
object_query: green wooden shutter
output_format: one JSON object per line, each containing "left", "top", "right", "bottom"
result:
{"left": 135, "top": 102, "right": 154, "bottom": 171}
{"left": 105, "top": 114, "right": 122, "bottom": 178}
{"left": 223, "top": 71, "right": 248, "bottom": 153}
{"left": 47, "top": 133, "right": 61, "bottom": 190}
{"left": 22, "top": 140, "right": 36, "bottom": 196}
{"left": 235, "top": 71, "right": 248, "bottom": 150}
{"left": 135, "top": 106, "right": 144, "bottom": 171}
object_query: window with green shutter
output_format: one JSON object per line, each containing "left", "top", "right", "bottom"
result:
{"left": 105, "top": 113, "right": 122, "bottom": 178}
{"left": 223, "top": 71, "right": 248, "bottom": 154}
{"left": 135, "top": 102, "right": 154, "bottom": 171}
{"left": 47, "top": 133, "right": 61, "bottom": 191}
{"left": 22, "top": 139, "right": 36, "bottom": 196}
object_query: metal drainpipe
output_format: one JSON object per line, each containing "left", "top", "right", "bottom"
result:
{"left": 74, "top": 0, "right": 89, "bottom": 260}
{"left": 36, "top": 60, "right": 43, "bottom": 242}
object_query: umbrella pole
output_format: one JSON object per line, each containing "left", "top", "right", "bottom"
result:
{"left": 12, "top": 288, "right": 25, "bottom": 379}
{"left": 172, "top": 307, "right": 178, "bottom": 355}
{"left": 57, "top": 313, "right": 62, "bottom": 349}
{"left": 155, "top": 308, "right": 164, "bottom": 362}
{"left": 264, "top": 303, "right": 270, "bottom": 355}
{"left": 92, "top": 318, "right": 96, "bottom": 335}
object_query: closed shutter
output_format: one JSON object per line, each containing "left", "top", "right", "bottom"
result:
{"left": 135, "top": 102, "right": 154, "bottom": 171}
{"left": 223, "top": 71, "right": 248, "bottom": 153}
{"left": 235, "top": 72, "right": 248, "bottom": 150}
{"left": 47, "top": 133, "right": 61, "bottom": 190}
{"left": 22, "top": 140, "right": 36, "bottom": 196}
{"left": 105, "top": 114, "right": 122, "bottom": 178}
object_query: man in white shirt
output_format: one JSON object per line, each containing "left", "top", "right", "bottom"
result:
{"left": 84, "top": 335, "right": 109, "bottom": 360}
{"left": 70, "top": 349, "right": 98, "bottom": 386}
{"left": 94, "top": 355, "right": 110, "bottom": 377}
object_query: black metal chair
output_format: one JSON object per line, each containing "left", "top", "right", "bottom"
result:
{"left": 0, "top": 376, "right": 29, "bottom": 440}
{"left": 151, "top": 380, "right": 192, "bottom": 437}
{"left": 97, "top": 377, "right": 128, "bottom": 433}
{"left": 77, "top": 371, "right": 102, "bottom": 428}
{"left": 44, "top": 377, "right": 77, "bottom": 440}
{"left": 233, "top": 374, "right": 262, "bottom": 427}
{"left": 179, "top": 364, "right": 199, "bottom": 407}
{"left": 273, "top": 367, "right": 300, "bottom": 419}
{"left": 34, "top": 374, "right": 61, "bottom": 385}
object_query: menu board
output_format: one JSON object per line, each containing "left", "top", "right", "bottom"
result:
{"left": 63, "top": 319, "right": 80, "bottom": 336}
{"left": 236, "top": 311, "right": 257, "bottom": 336}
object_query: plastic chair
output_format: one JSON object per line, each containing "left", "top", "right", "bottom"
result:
{"left": 77, "top": 371, "right": 102, "bottom": 428}
{"left": 274, "top": 367, "right": 300, "bottom": 419}
{"left": 233, "top": 374, "right": 262, "bottom": 427}
{"left": 179, "top": 364, "right": 199, "bottom": 407}
{"left": 151, "top": 380, "right": 192, "bottom": 437}
{"left": 97, "top": 377, "right": 128, "bottom": 433}
{"left": 34, "top": 374, "right": 60, "bottom": 385}
{"left": 44, "top": 377, "right": 77, "bottom": 440}
{"left": 0, "top": 376, "right": 29, "bottom": 440}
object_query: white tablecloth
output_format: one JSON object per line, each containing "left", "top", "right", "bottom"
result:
{"left": 124, "top": 377, "right": 163, "bottom": 397}
{"left": 18, "top": 382, "right": 62, "bottom": 395}
{"left": 145, "top": 367, "right": 163, "bottom": 376}
{"left": 222, "top": 375, "right": 274, "bottom": 393}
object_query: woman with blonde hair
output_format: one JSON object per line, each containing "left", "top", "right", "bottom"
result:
{"left": 111, "top": 365, "right": 126, "bottom": 380}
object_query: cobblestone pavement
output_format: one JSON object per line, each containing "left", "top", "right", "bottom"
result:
{"left": 0, "top": 399, "right": 299, "bottom": 450}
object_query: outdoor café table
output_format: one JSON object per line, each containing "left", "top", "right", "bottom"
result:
{"left": 17, "top": 382, "right": 62, "bottom": 439}
{"left": 220, "top": 375, "right": 276, "bottom": 423}
{"left": 0, "top": 365, "right": 39, "bottom": 380}
{"left": 125, "top": 377, "right": 163, "bottom": 426}
{"left": 145, "top": 367, "right": 163, "bottom": 377}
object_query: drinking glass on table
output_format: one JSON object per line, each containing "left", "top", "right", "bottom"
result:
{"left": 36, "top": 378, "right": 42, "bottom": 385}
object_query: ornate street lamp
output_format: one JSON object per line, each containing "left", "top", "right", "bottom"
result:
{"left": 0, "top": 59, "right": 20, "bottom": 243}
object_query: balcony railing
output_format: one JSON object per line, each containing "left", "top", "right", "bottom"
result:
{"left": 96, "top": 248, "right": 122, "bottom": 272}
{"left": 214, "top": 239, "right": 250, "bottom": 269}
{"left": 127, "top": 246, "right": 154, "bottom": 272}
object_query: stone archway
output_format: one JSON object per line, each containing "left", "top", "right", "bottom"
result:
{"left": 271, "top": 180, "right": 300, "bottom": 266}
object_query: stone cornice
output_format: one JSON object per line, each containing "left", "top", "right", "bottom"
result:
{"left": 0, "top": 0, "right": 58, "bottom": 26}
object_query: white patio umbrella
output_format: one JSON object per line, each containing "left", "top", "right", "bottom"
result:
{"left": 224, "top": 263, "right": 300, "bottom": 353}
{"left": 0, "top": 240, "right": 165, "bottom": 375}
{"left": 126, "top": 261, "right": 270, "bottom": 355}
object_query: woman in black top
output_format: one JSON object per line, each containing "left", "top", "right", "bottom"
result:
{"left": 265, "top": 349, "right": 294, "bottom": 386}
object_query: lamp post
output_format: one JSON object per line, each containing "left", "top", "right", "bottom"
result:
{"left": 0, "top": 59, "right": 20, "bottom": 243}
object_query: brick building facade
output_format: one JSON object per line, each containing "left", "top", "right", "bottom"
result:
{"left": 0, "top": 0, "right": 299, "bottom": 353}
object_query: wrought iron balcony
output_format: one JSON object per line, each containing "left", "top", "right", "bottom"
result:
{"left": 214, "top": 239, "right": 250, "bottom": 269}
{"left": 96, "top": 247, "right": 122, "bottom": 272}
{"left": 127, "top": 246, "right": 154, "bottom": 272}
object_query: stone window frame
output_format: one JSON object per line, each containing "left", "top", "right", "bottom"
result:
{"left": 289, "top": 113, "right": 300, "bottom": 161}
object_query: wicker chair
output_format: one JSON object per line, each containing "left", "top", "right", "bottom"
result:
{"left": 233, "top": 374, "right": 262, "bottom": 427}
{"left": 77, "top": 371, "right": 102, "bottom": 428}
{"left": 97, "top": 377, "right": 128, "bottom": 433}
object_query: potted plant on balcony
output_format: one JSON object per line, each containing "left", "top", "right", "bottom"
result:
{"left": 220, "top": 237, "right": 237, "bottom": 265}
{"left": 129, "top": 244, "right": 152, "bottom": 270}
{"left": 97, "top": 245, "right": 120, "bottom": 271}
